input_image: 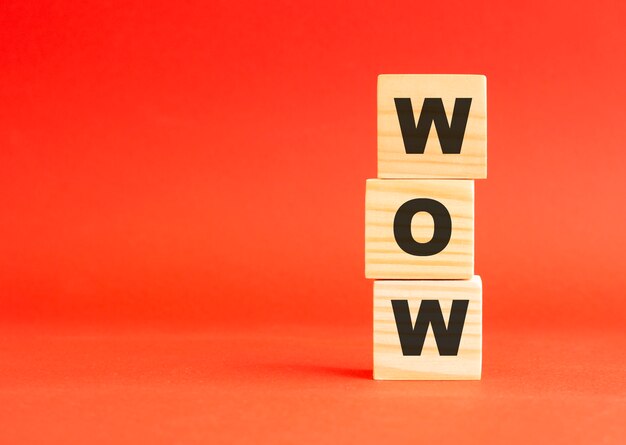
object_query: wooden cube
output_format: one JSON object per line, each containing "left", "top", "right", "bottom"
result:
{"left": 365, "top": 179, "right": 473, "bottom": 279}
{"left": 374, "top": 277, "right": 482, "bottom": 380}
{"left": 378, "top": 74, "right": 487, "bottom": 179}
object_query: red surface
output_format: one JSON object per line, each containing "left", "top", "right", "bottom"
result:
{"left": 1, "top": 0, "right": 625, "bottom": 443}
{"left": 1, "top": 325, "right": 624, "bottom": 444}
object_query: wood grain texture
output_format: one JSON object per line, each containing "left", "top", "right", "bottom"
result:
{"left": 378, "top": 74, "right": 487, "bottom": 179}
{"left": 365, "top": 179, "right": 473, "bottom": 279}
{"left": 374, "top": 277, "right": 482, "bottom": 380}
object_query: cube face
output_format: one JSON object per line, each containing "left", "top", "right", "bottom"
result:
{"left": 365, "top": 179, "right": 474, "bottom": 279}
{"left": 378, "top": 74, "right": 487, "bottom": 179}
{"left": 373, "top": 277, "right": 482, "bottom": 380}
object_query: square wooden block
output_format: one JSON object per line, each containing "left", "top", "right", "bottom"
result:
{"left": 378, "top": 74, "right": 487, "bottom": 179}
{"left": 365, "top": 179, "right": 473, "bottom": 279}
{"left": 374, "top": 277, "right": 482, "bottom": 380}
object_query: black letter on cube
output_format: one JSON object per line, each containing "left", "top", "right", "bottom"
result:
{"left": 393, "top": 198, "right": 452, "bottom": 256}
{"left": 394, "top": 98, "right": 472, "bottom": 154}
{"left": 392, "top": 299, "right": 469, "bottom": 356}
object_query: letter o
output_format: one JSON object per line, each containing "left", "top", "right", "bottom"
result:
{"left": 393, "top": 198, "right": 452, "bottom": 256}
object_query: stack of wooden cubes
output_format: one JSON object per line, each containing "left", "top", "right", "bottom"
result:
{"left": 366, "top": 74, "right": 487, "bottom": 380}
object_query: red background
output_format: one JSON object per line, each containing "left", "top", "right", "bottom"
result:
{"left": 1, "top": 0, "right": 625, "bottom": 443}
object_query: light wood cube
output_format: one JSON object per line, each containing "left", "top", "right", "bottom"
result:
{"left": 374, "top": 277, "right": 482, "bottom": 380}
{"left": 365, "top": 179, "right": 473, "bottom": 279}
{"left": 378, "top": 74, "right": 487, "bottom": 179}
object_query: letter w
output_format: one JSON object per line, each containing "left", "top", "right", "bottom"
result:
{"left": 391, "top": 299, "right": 469, "bottom": 356}
{"left": 394, "top": 98, "right": 472, "bottom": 154}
